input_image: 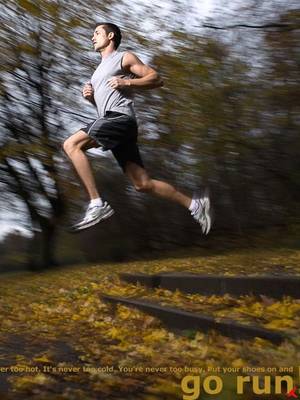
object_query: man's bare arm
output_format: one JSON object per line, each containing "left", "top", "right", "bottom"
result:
{"left": 107, "top": 52, "right": 164, "bottom": 90}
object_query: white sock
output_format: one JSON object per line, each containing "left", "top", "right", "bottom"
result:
{"left": 188, "top": 198, "right": 197, "bottom": 213}
{"left": 90, "top": 197, "right": 103, "bottom": 207}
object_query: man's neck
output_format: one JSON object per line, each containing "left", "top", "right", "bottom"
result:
{"left": 100, "top": 47, "right": 116, "bottom": 59}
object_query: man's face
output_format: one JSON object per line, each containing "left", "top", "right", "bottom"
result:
{"left": 92, "top": 25, "right": 112, "bottom": 52}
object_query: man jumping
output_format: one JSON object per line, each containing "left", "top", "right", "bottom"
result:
{"left": 63, "top": 22, "right": 212, "bottom": 234}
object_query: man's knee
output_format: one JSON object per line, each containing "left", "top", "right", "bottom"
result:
{"left": 134, "top": 179, "right": 153, "bottom": 193}
{"left": 62, "top": 137, "right": 72, "bottom": 154}
{"left": 62, "top": 135, "right": 80, "bottom": 156}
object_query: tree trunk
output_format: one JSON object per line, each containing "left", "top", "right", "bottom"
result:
{"left": 27, "top": 218, "right": 58, "bottom": 271}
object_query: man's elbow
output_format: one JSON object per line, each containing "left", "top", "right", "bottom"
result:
{"left": 158, "top": 76, "right": 164, "bottom": 87}
{"left": 154, "top": 72, "right": 164, "bottom": 87}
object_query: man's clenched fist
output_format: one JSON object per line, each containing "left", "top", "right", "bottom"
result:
{"left": 82, "top": 82, "right": 94, "bottom": 102}
{"left": 107, "top": 76, "right": 131, "bottom": 89}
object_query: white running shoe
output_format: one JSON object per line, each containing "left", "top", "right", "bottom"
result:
{"left": 70, "top": 202, "right": 114, "bottom": 233}
{"left": 191, "top": 194, "right": 212, "bottom": 235}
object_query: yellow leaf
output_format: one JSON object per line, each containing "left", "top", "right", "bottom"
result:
{"left": 107, "top": 326, "right": 121, "bottom": 340}
{"left": 144, "top": 329, "right": 167, "bottom": 343}
{"left": 32, "top": 373, "right": 51, "bottom": 385}
{"left": 33, "top": 355, "right": 51, "bottom": 363}
{"left": 232, "top": 358, "right": 245, "bottom": 368}
{"left": 136, "top": 345, "right": 154, "bottom": 357}
{"left": 17, "top": 0, "right": 41, "bottom": 16}
{"left": 13, "top": 373, "right": 53, "bottom": 390}
{"left": 264, "top": 319, "right": 296, "bottom": 329}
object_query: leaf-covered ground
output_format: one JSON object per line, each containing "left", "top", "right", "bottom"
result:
{"left": 0, "top": 242, "right": 299, "bottom": 399}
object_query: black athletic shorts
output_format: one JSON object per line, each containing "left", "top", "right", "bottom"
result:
{"left": 81, "top": 111, "right": 144, "bottom": 172}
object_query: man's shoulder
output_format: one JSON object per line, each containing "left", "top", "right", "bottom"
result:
{"left": 121, "top": 51, "right": 140, "bottom": 66}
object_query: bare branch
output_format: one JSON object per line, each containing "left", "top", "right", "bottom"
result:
{"left": 203, "top": 23, "right": 300, "bottom": 31}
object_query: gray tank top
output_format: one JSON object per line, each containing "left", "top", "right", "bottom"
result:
{"left": 90, "top": 51, "right": 136, "bottom": 119}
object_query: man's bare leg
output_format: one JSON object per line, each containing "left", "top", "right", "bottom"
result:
{"left": 125, "top": 162, "right": 211, "bottom": 233}
{"left": 63, "top": 130, "right": 114, "bottom": 232}
{"left": 63, "top": 130, "right": 100, "bottom": 200}
{"left": 125, "top": 162, "right": 191, "bottom": 208}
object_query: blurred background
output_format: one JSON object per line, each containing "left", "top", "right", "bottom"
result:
{"left": 0, "top": 0, "right": 299, "bottom": 271}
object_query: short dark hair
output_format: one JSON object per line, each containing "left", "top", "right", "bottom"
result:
{"left": 95, "top": 22, "right": 122, "bottom": 49}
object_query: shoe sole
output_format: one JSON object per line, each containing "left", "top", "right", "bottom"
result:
{"left": 202, "top": 196, "right": 211, "bottom": 235}
{"left": 70, "top": 208, "right": 115, "bottom": 233}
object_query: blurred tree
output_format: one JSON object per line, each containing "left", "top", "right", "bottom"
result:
{"left": 136, "top": 7, "right": 300, "bottom": 233}
{"left": 261, "top": 10, "right": 300, "bottom": 207}
{"left": 0, "top": 0, "right": 119, "bottom": 268}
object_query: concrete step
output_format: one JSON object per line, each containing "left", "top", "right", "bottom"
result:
{"left": 102, "top": 294, "right": 286, "bottom": 344}
{"left": 120, "top": 273, "right": 300, "bottom": 298}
